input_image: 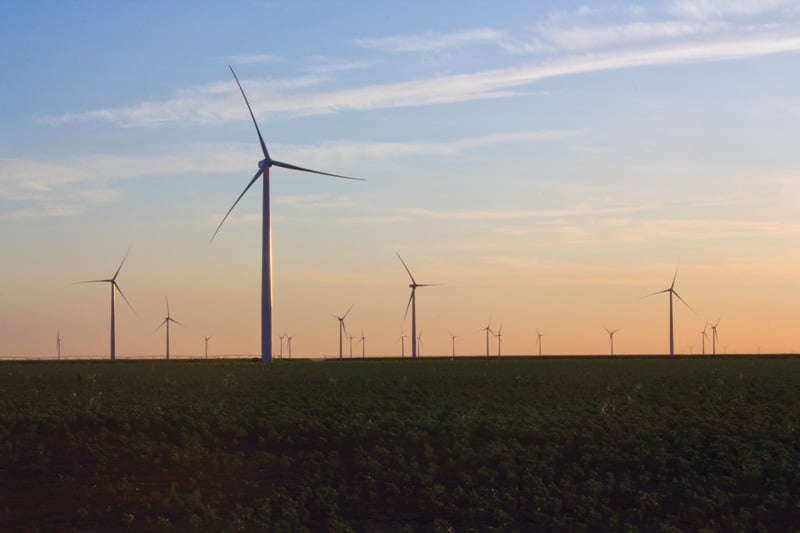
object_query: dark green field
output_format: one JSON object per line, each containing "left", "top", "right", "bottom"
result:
{"left": 1, "top": 357, "right": 799, "bottom": 531}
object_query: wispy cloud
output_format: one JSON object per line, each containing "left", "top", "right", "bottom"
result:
{"left": 228, "top": 53, "right": 281, "bottom": 65}
{"left": 40, "top": 28, "right": 800, "bottom": 127}
{"left": 668, "top": 0, "right": 798, "bottom": 19}
{"left": 354, "top": 28, "right": 506, "bottom": 53}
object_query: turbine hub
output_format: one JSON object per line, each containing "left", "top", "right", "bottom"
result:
{"left": 258, "top": 158, "right": 269, "bottom": 169}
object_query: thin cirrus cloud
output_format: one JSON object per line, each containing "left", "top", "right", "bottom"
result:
{"left": 668, "top": 0, "right": 798, "bottom": 19}
{"left": 353, "top": 28, "right": 507, "bottom": 53}
{"left": 38, "top": 28, "right": 800, "bottom": 128}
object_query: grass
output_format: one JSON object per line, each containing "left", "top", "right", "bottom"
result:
{"left": 1, "top": 357, "right": 799, "bottom": 531}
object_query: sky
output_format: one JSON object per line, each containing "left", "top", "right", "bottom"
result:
{"left": 2, "top": 0, "right": 800, "bottom": 358}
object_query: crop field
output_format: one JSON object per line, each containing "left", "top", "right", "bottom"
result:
{"left": 1, "top": 357, "right": 799, "bottom": 531}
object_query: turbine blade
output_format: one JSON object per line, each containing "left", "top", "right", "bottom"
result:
{"left": 170, "top": 318, "right": 187, "bottom": 327}
{"left": 672, "top": 290, "right": 694, "bottom": 313}
{"left": 113, "top": 282, "right": 136, "bottom": 314}
{"left": 229, "top": 65, "right": 270, "bottom": 161}
{"left": 643, "top": 288, "right": 670, "bottom": 298}
{"left": 396, "top": 253, "right": 417, "bottom": 285}
{"left": 155, "top": 320, "right": 166, "bottom": 333}
{"left": 112, "top": 249, "right": 130, "bottom": 281}
{"left": 271, "top": 160, "right": 365, "bottom": 181}
{"left": 342, "top": 304, "right": 354, "bottom": 319}
{"left": 211, "top": 167, "right": 264, "bottom": 242}
{"left": 416, "top": 283, "right": 443, "bottom": 287}
{"left": 404, "top": 290, "right": 413, "bottom": 320}
{"left": 715, "top": 317, "right": 721, "bottom": 327}
{"left": 670, "top": 263, "right": 679, "bottom": 289}
{"left": 75, "top": 279, "right": 111, "bottom": 285}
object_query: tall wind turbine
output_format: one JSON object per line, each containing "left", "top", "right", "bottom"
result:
{"left": 536, "top": 330, "right": 543, "bottom": 357}
{"left": 700, "top": 322, "right": 708, "bottom": 355}
{"left": 397, "top": 253, "right": 439, "bottom": 359}
{"left": 332, "top": 305, "right": 352, "bottom": 359}
{"left": 482, "top": 318, "right": 494, "bottom": 357}
{"left": 604, "top": 326, "right": 620, "bottom": 356}
{"left": 156, "top": 297, "right": 185, "bottom": 360}
{"left": 711, "top": 318, "right": 721, "bottom": 355}
{"left": 77, "top": 251, "right": 134, "bottom": 360}
{"left": 646, "top": 265, "right": 693, "bottom": 356}
{"left": 400, "top": 331, "right": 407, "bottom": 358}
{"left": 279, "top": 334, "right": 285, "bottom": 358}
{"left": 450, "top": 332, "right": 458, "bottom": 358}
{"left": 203, "top": 335, "right": 212, "bottom": 359}
{"left": 211, "top": 65, "right": 364, "bottom": 363}
{"left": 287, "top": 335, "right": 294, "bottom": 358}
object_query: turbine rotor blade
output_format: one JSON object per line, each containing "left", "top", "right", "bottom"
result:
{"left": 211, "top": 167, "right": 264, "bottom": 242}
{"left": 155, "top": 320, "right": 166, "bottom": 332}
{"left": 342, "top": 304, "right": 354, "bottom": 320}
{"left": 643, "top": 288, "right": 671, "bottom": 298}
{"left": 396, "top": 253, "right": 417, "bottom": 285}
{"left": 229, "top": 65, "right": 270, "bottom": 161}
{"left": 271, "top": 160, "right": 365, "bottom": 181}
{"left": 169, "top": 317, "right": 187, "bottom": 327}
{"left": 672, "top": 290, "right": 694, "bottom": 312}
{"left": 670, "top": 263, "right": 679, "bottom": 289}
{"left": 112, "top": 249, "right": 130, "bottom": 281}
{"left": 403, "top": 290, "right": 414, "bottom": 320}
{"left": 113, "top": 282, "right": 136, "bottom": 314}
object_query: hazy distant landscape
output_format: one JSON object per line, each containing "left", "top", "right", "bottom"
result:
{"left": 2, "top": 357, "right": 799, "bottom": 531}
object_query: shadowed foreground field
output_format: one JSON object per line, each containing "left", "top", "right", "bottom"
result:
{"left": 1, "top": 357, "right": 799, "bottom": 531}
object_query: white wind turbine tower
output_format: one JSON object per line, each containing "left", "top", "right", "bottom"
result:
{"left": 56, "top": 330, "right": 62, "bottom": 360}
{"left": 495, "top": 323, "right": 504, "bottom": 357}
{"left": 287, "top": 335, "right": 294, "bottom": 358}
{"left": 203, "top": 335, "right": 213, "bottom": 359}
{"left": 645, "top": 265, "right": 693, "bottom": 356}
{"left": 482, "top": 318, "right": 494, "bottom": 357}
{"left": 397, "top": 253, "right": 440, "bottom": 359}
{"left": 278, "top": 334, "right": 285, "bottom": 358}
{"left": 349, "top": 333, "right": 354, "bottom": 358}
{"left": 536, "top": 330, "right": 543, "bottom": 357}
{"left": 604, "top": 326, "right": 620, "bottom": 356}
{"left": 77, "top": 251, "right": 134, "bottom": 360}
{"left": 359, "top": 330, "right": 366, "bottom": 358}
{"left": 211, "top": 65, "right": 364, "bottom": 363}
{"left": 156, "top": 297, "right": 185, "bottom": 360}
{"left": 332, "top": 305, "right": 353, "bottom": 359}
{"left": 400, "top": 331, "right": 407, "bottom": 358}
{"left": 417, "top": 331, "right": 422, "bottom": 357}
{"left": 700, "top": 322, "right": 709, "bottom": 355}
{"left": 711, "top": 318, "right": 721, "bottom": 355}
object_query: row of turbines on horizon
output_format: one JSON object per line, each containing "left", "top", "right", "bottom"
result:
{"left": 62, "top": 65, "right": 726, "bottom": 361}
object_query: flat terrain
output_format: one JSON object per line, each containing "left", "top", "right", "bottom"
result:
{"left": 1, "top": 357, "right": 799, "bottom": 531}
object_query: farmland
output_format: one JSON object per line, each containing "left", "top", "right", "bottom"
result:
{"left": 1, "top": 357, "right": 799, "bottom": 531}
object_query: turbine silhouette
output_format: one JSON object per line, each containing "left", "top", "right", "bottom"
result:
{"left": 397, "top": 253, "right": 440, "bottom": 359}
{"left": 211, "top": 65, "right": 364, "bottom": 363}
{"left": 604, "top": 326, "right": 620, "bottom": 356}
{"left": 482, "top": 317, "right": 494, "bottom": 357}
{"left": 449, "top": 332, "right": 458, "bottom": 358}
{"left": 536, "top": 330, "right": 543, "bottom": 357}
{"left": 332, "top": 305, "right": 353, "bottom": 359}
{"left": 495, "top": 323, "right": 504, "bottom": 357}
{"left": 700, "top": 322, "right": 709, "bottom": 355}
{"left": 155, "top": 297, "right": 185, "bottom": 360}
{"left": 358, "top": 330, "right": 366, "bottom": 358}
{"left": 645, "top": 264, "right": 693, "bottom": 356}
{"left": 77, "top": 251, "right": 134, "bottom": 360}
{"left": 203, "top": 335, "right": 213, "bottom": 359}
{"left": 711, "top": 318, "right": 721, "bottom": 355}
{"left": 56, "top": 330, "right": 62, "bottom": 360}
{"left": 286, "top": 335, "right": 294, "bottom": 358}
{"left": 400, "top": 331, "right": 407, "bottom": 358}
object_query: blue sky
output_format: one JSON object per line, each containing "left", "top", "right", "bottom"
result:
{"left": 2, "top": 0, "right": 800, "bottom": 358}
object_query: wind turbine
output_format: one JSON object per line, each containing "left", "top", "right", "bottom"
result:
{"left": 450, "top": 332, "right": 458, "bottom": 358}
{"left": 56, "top": 330, "right": 62, "bottom": 360}
{"left": 417, "top": 331, "right": 422, "bottom": 357}
{"left": 495, "top": 323, "right": 504, "bottom": 357}
{"left": 211, "top": 65, "right": 364, "bottom": 363}
{"left": 400, "top": 331, "right": 407, "bottom": 358}
{"left": 359, "top": 330, "right": 366, "bottom": 358}
{"left": 711, "top": 318, "right": 721, "bottom": 355}
{"left": 278, "top": 334, "right": 285, "bottom": 358}
{"left": 397, "top": 253, "right": 440, "bottom": 359}
{"left": 203, "top": 335, "right": 213, "bottom": 359}
{"left": 604, "top": 326, "right": 620, "bottom": 356}
{"left": 332, "top": 305, "right": 352, "bottom": 359}
{"left": 349, "top": 333, "right": 354, "bottom": 358}
{"left": 287, "top": 335, "right": 294, "bottom": 358}
{"left": 155, "top": 297, "right": 185, "bottom": 360}
{"left": 645, "top": 264, "right": 693, "bottom": 356}
{"left": 77, "top": 251, "right": 134, "bottom": 360}
{"left": 482, "top": 318, "right": 494, "bottom": 357}
{"left": 700, "top": 322, "right": 709, "bottom": 355}
{"left": 536, "top": 330, "right": 543, "bottom": 357}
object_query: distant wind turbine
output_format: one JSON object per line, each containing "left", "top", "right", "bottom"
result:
{"left": 287, "top": 335, "right": 294, "bottom": 358}
{"left": 700, "top": 322, "right": 709, "bottom": 355}
{"left": 359, "top": 330, "right": 366, "bottom": 359}
{"left": 450, "top": 332, "right": 458, "bottom": 358}
{"left": 400, "top": 331, "right": 407, "bottom": 359}
{"left": 645, "top": 264, "right": 693, "bottom": 356}
{"left": 604, "top": 326, "right": 620, "bottom": 356}
{"left": 536, "top": 330, "right": 543, "bottom": 357}
{"left": 56, "top": 330, "right": 62, "bottom": 360}
{"left": 397, "top": 253, "right": 440, "bottom": 359}
{"left": 332, "top": 305, "right": 353, "bottom": 359}
{"left": 482, "top": 317, "right": 494, "bottom": 357}
{"left": 711, "top": 318, "right": 721, "bottom": 355}
{"left": 211, "top": 65, "right": 364, "bottom": 363}
{"left": 496, "top": 323, "right": 504, "bottom": 357}
{"left": 77, "top": 251, "right": 134, "bottom": 360}
{"left": 203, "top": 335, "right": 213, "bottom": 359}
{"left": 349, "top": 333, "right": 354, "bottom": 358}
{"left": 417, "top": 331, "right": 422, "bottom": 357}
{"left": 156, "top": 297, "right": 185, "bottom": 360}
{"left": 279, "top": 334, "right": 285, "bottom": 358}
